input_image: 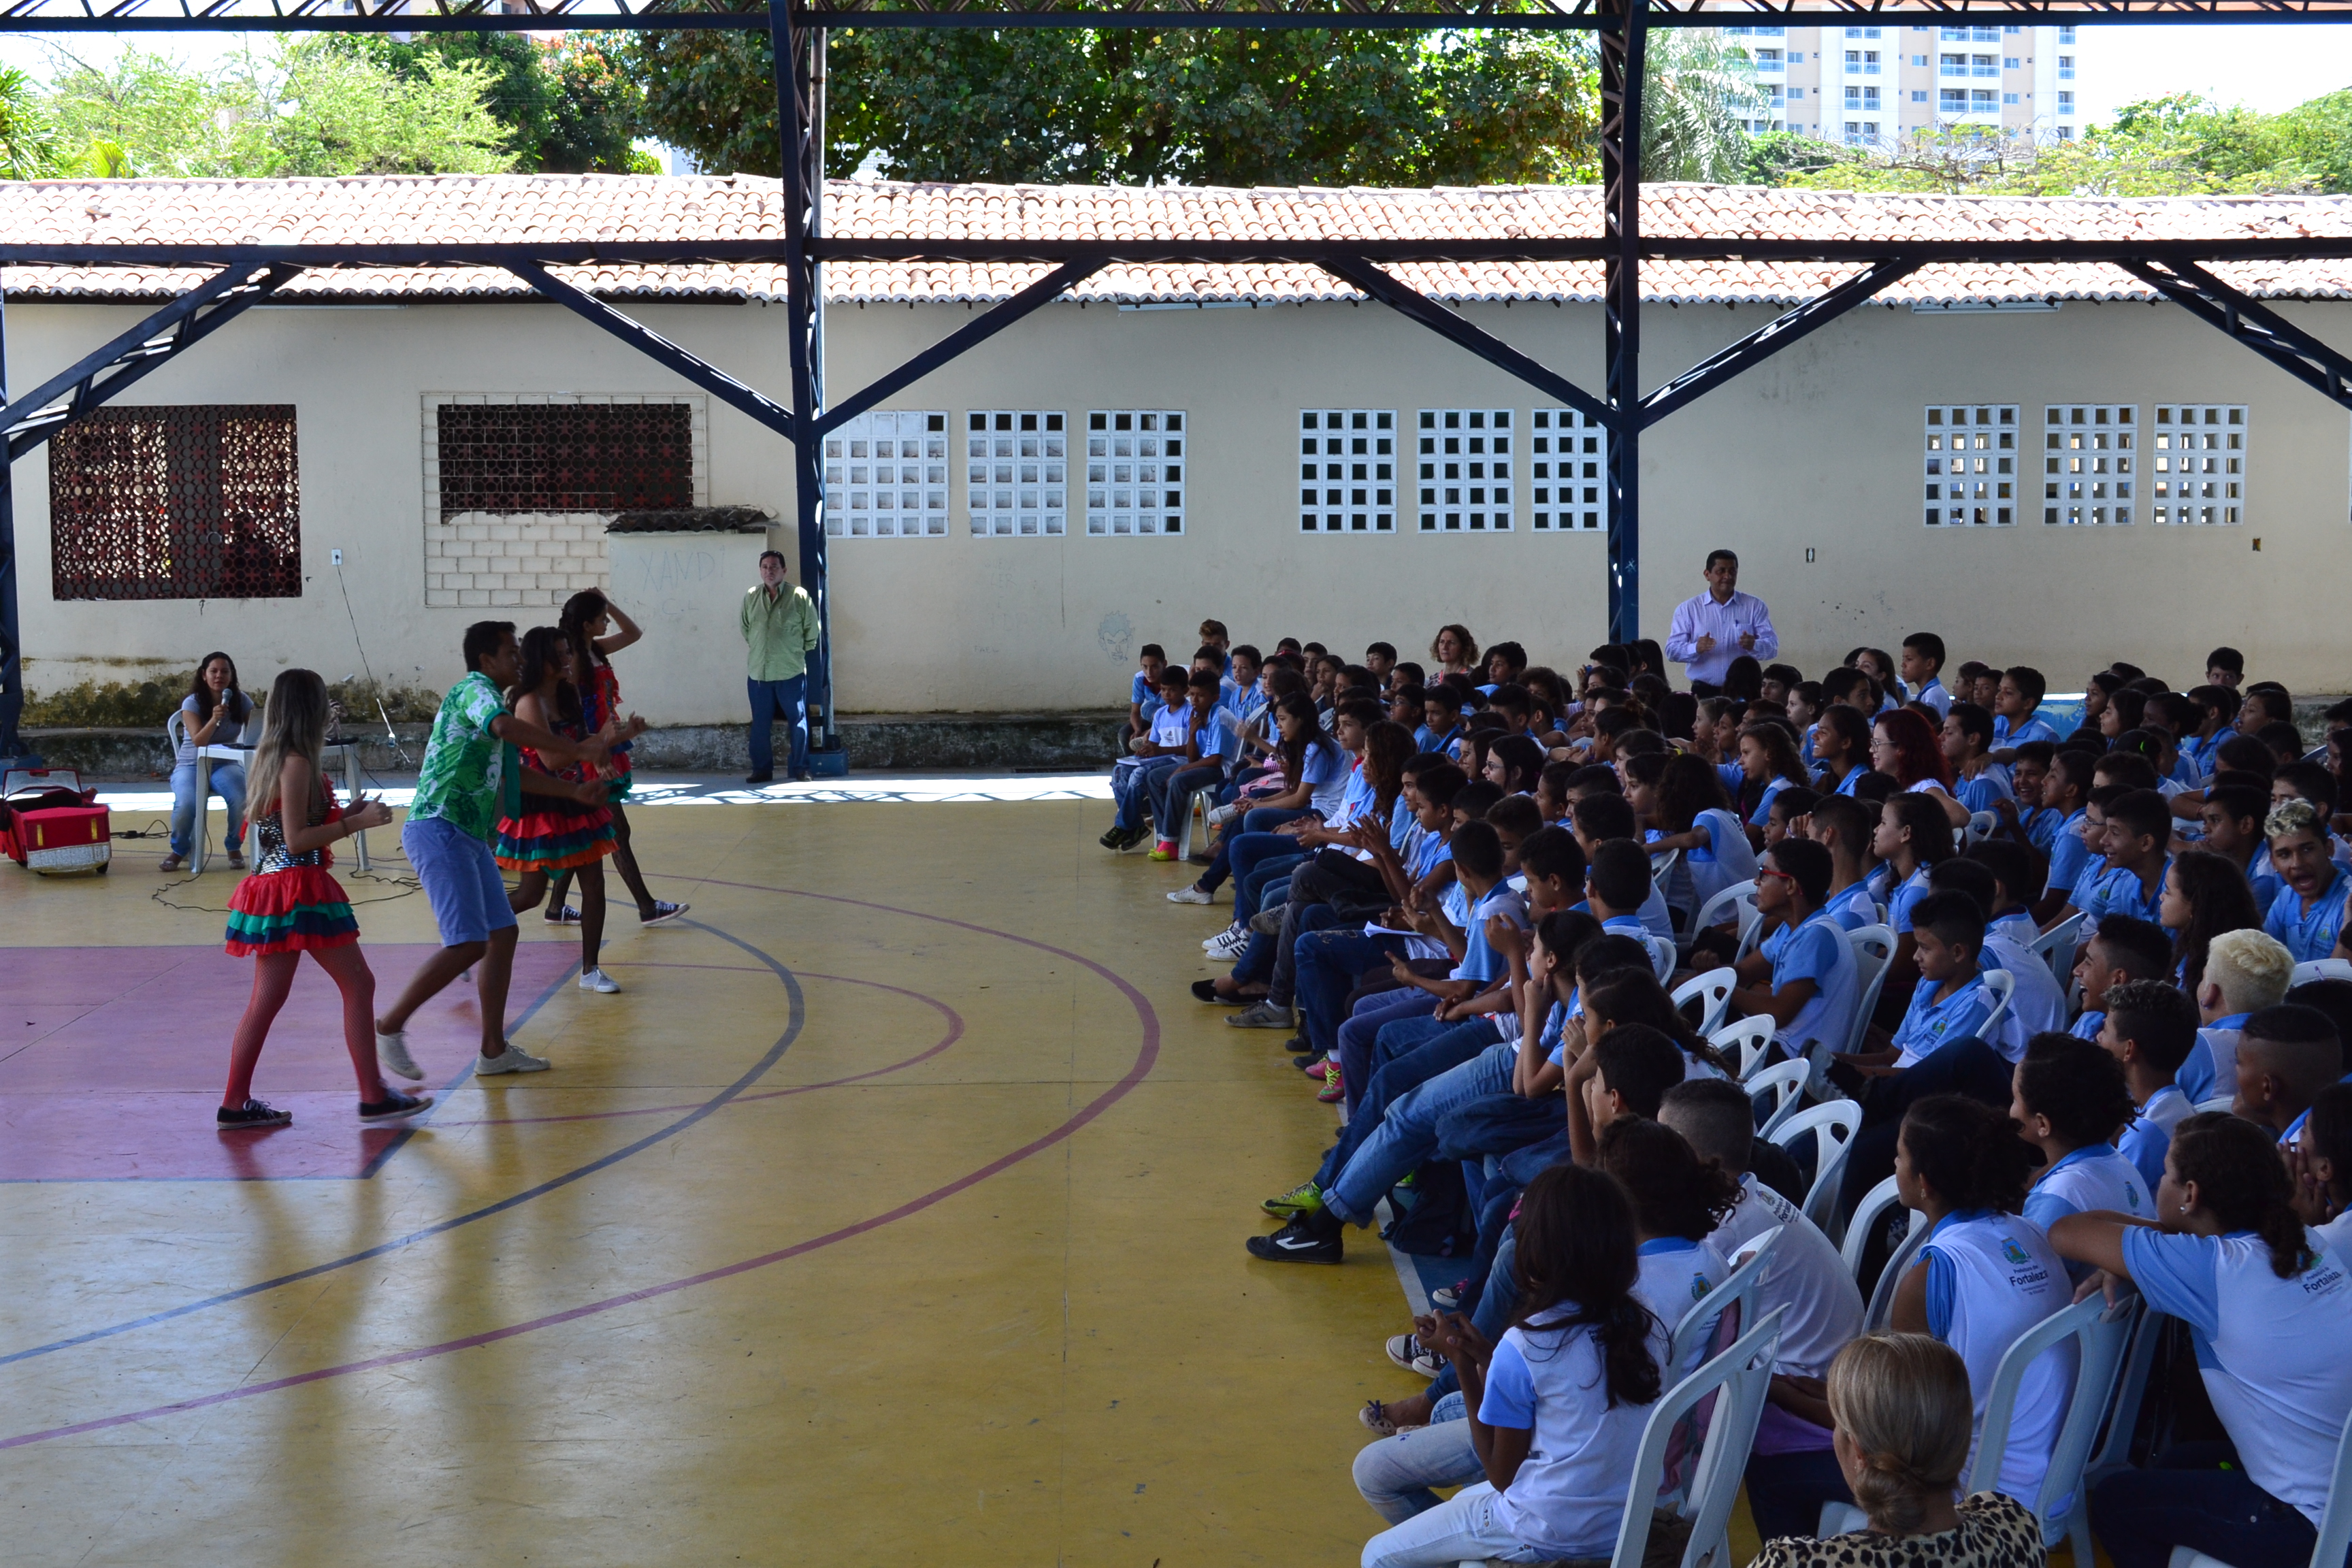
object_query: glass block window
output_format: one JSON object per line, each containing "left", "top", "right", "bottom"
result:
{"left": 2151, "top": 404, "right": 2247, "bottom": 525}
{"left": 1924, "top": 404, "right": 2016, "bottom": 527}
{"left": 50, "top": 406, "right": 301, "bottom": 601}
{"left": 964, "top": 410, "right": 1066, "bottom": 537}
{"left": 1085, "top": 410, "right": 1184, "bottom": 536}
{"left": 1529, "top": 408, "right": 1605, "bottom": 532}
{"left": 2042, "top": 405, "right": 2136, "bottom": 526}
{"left": 824, "top": 410, "right": 949, "bottom": 538}
{"left": 1298, "top": 409, "right": 1397, "bottom": 534}
{"left": 1418, "top": 409, "right": 1514, "bottom": 532}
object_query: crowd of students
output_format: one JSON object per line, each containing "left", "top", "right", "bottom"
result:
{"left": 1105, "top": 617, "right": 2352, "bottom": 1565}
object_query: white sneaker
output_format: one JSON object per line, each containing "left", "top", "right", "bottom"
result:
{"left": 1207, "top": 930, "right": 1250, "bottom": 959}
{"left": 1202, "top": 922, "right": 1241, "bottom": 949}
{"left": 1166, "top": 886, "right": 1212, "bottom": 905}
{"left": 476, "top": 1044, "right": 551, "bottom": 1075}
{"left": 375, "top": 1029, "right": 423, "bottom": 1081}
{"left": 1206, "top": 803, "right": 1239, "bottom": 826}
{"left": 578, "top": 967, "right": 621, "bottom": 994}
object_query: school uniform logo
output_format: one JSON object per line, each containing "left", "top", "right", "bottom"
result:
{"left": 2001, "top": 1238, "right": 2034, "bottom": 1267}
{"left": 1689, "top": 1273, "right": 1712, "bottom": 1302}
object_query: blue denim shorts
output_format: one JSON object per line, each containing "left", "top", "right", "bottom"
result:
{"left": 403, "top": 815, "right": 517, "bottom": 947}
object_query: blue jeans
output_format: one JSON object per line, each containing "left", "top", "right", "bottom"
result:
{"left": 2091, "top": 1444, "right": 2323, "bottom": 1568}
{"left": 1113, "top": 757, "right": 1178, "bottom": 832}
{"left": 1352, "top": 1419, "right": 1482, "bottom": 1526}
{"left": 1228, "top": 834, "right": 1306, "bottom": 919}
{"left": 747, "top": 674, "right": 808, "bottom": 777}
{"left": 1328, "top": 1035, "right": 1514, "bottom": 1225}
{"left": 1196, "top": 806, "right": 1311, "bottom": 893}
{"left": 1339, "top": 988, "right": 1443, "bottom": 1114}
{"left": 1311, "top": 1017, "right": 1497, "bottom": 1194}
{"left": 1297, "top": 929, "right": 1406, "bottom": 1061}
{"left": 1148, "top": 762, "right": 1223, "bottom": 841}
{"left": 168, "top": 758, "right": 245, "bottom": 859}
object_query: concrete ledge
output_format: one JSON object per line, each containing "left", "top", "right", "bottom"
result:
{"left": 16, "top": 709, "right": 1128, "bottom": 781}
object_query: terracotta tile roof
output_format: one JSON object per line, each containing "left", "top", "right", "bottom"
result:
{"left": 2, "top": 173, "right": 2349, "bottom": 306}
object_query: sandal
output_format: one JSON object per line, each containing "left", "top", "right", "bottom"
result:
{"left": 1358, "top": 1399, "right": 1422, "bottom": 1437}
{"left": 158, "top": 854, "right": 184, "bottom": 873}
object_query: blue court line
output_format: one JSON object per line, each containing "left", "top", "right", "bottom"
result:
{"left": 0, "top": 917, "right": 803, "bottom": 1370}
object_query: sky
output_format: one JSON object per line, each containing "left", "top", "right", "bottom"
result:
{"left": 0, "top": 20, "right": 2343, "bottom": 131}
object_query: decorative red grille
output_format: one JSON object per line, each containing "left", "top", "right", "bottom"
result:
{"left": 49, "top": 406, "right": 302, "bottom": 602}
{"left": 435, "top": 402, "right": 693, "bottom": 521}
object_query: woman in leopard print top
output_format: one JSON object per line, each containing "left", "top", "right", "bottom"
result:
{"left": 1749, "top": 1334, "right": 2044, "bottom": 1568}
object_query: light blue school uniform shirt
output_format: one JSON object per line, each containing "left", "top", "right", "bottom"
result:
{"left": 2019, "top": 804, "right": 2063, "bottom": 856}
{"left": 2077, "top": 860, "right": 2170, "bottom": 930}
{"left": 1300, "top": 738, "right": 1351, "bottom": 819}
{"left": 2044, "top": 810, "right": 2094, "bottom": 900}
{"left": 1954, "top": 768, "right": 2014, "bottom": 817}
{"left": 2119, "top": 1083, "right": 2195, "bottom": 1192}
{"left": 1128, "top": 669, "right": 1155, "bottom": 708}
{"left": 1748, "top": 774, "right": 1799, "bottom": 830}
{"left": 2070, "top": 1009, "right": 2104, "bottom": 1041}
{"left": 1920, "top": 1209, "right": 2076, "bottom": 1509}
{"left": 2121, "top": 1227, "right": 2352, "bottom": 1527}
{"left": 1714, "top": 761, "right": 1746, "bottom": 800}
{"left": 2023, "top": 1144, "right": 2146, "bottom": 1279}
{"left": 1885, "top": 865, "right": 1933, "bottom": 935}
{"left": 1993, "top": 713, "right": 2060, "bottom": 748}
{"left": 1830, "top": 763, "right": 1867, "bottom": 798}
{"left": 1892, "top": 973, "right": 1995, "bottom": 1068}
{"left": 1478, "top": 1307, "right": 1675, "bottom": 1561}
{"left": 1911, "top": 676, "right": 1953, "bottom": 719}
{"left": 2264, "top": 867, "right": 2352, "bottom": 964}
{"left": 2176, "top": 1013, "right": 2251, "bottom": 1107}
{"left": 2240, "top": 845, "right": 2285, "bottom": 911}
{"left": 1770, "top": 908, "right": 1861, "bottom": 1060}
{"left": 1452, "top": 886, "right": 1528, "bottom": 985}
{"left": 1824, "top": 881, "right": 1878, "bottom": 932}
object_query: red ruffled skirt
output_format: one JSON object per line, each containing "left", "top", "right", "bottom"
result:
{"left": 494, "top": 798, "right": 616, "bottom": 872}
{"left": 225, "top": 865, "right": 360, "bottom": 956}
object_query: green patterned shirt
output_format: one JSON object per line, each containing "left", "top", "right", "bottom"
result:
{"left": 409, "top": 672, "right": 510, "bottom": 841}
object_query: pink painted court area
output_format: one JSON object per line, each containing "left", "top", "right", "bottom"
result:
{"left": 0, "top": 942, "right": 578, "bottom": 1181}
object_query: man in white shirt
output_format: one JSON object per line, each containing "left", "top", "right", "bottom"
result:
{"left": 1663, "top": 549, "right": 1778, "bottom": 692}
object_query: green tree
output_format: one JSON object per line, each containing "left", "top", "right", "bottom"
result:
{"left": 542, "top": 39, "right": 649, "bottom": 174}
{"left": 0, "top": 65, "right": 61, "bottom": 178}
{"left": 266, "top": 43, "right": 516, "bottom": 176}
{"left": 45, "top": 46, "right": 262, "bottom": 177}
{"left": 348, "top": 33, "right": 643, "bottom": 172}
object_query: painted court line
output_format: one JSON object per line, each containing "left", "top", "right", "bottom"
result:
{"left": 1, "top": 888, "right": 1160, "bottom": 1450}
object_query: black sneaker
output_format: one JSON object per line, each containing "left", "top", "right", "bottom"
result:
{"left": 358, "top": 1091, "right": 436, "bottom": 1123}
{"left": 217, "top": 1098, "right": 293, "bottom": 1130}
{"left": 745, "top": 772, "right": 774, "bottom": 785}
{"left": 1100, "top": 826, "right": 1128, "bottom": 849}
{"left": 1292, "top": 1052, "right": 1323, "bottom": 1071}
{"left": 1245, "top": 1210, "right": 1343, "bottom": 1264}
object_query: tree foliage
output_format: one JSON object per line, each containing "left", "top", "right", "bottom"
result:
{"left": 625, "top": 20, "right": 1763, "bottom": 186}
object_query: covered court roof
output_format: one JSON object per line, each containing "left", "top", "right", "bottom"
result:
{"left": 5, "top": 173, "right": 2352, "bottom": 308}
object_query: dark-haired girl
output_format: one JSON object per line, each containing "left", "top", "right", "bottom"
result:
{"left": 163, "top": 651, "right": 254, "bottom": 872}
{"left": 1889, "top": 1094, "right": 2074, "bottom": 1507}
{"left": 2059, "top": 1113, "right": 2352, "bottom": 1568}
{"left": 545, "top": 591, "right": 686, "bottom": 928}
{"left": 1359, "top": 1164, "right": 1665, "bottom": 1566}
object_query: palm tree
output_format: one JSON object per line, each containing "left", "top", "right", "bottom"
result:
{"left": 1644, "top": 31, "right": 1769, "bottom": 183}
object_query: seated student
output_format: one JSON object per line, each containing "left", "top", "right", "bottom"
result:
{"left": 1661, "top": 1078, "right": 1869, "bottom": 1543}
{"left": 1994, "top": 738, "right": 2058, "bottom": 855}
{"left": 2198, "top": 782, "right": 2283, "bottom": 910}
{"left": 2177, "top": 926, "right": 2297, "bottom": 1105}
{"left": 1898, "top": 632, "right": 1952, "bottom": 718}
{"left": 1799, "top": 794, "right": 1882, "bottom": 932}
{"left": 1759, "top": 783, "right": 1818, "bottom": 851}
{"left": 2232, "top": 1002, "right": 2344, "bottom": 1145}
{"left": 1122, "top": 642, "right": 1166, "bottom": 747}
{"left": 1482, "top": 734, "right": 1544, "bottom": 798}
{"left": 1936, "top": 854, "right": 2064, "bottom": 1059}
{"left": 2068, "top": 912, "right": 2173, "bottom": 1041}
{"left": 2291, "top": 1081, "right": 2352, "bottom": 1258}
{"left": 1583, "top": 837, "right": 1667, "bottom": 957}
{"left": 1388, "top": 681, "right": 1427, "bottom": 742}
{"left": 2061, "top": 1115, "right": 2352, "bottom": 1568}
{"left": 1750, "top": 1334, "right": 2044, "bottom": 1568}
{"left": 1356, "top": 1164, "right": 1665, "bottom": 1568}
{"left": 1873, "top": 791, "right": 1957, "bottom": 991}
{"left": 1940, "top": 702, "right": 2014, "bottom": 817}
{"left": 1143, "top": 666, "right": 1229, "bottom": 860}
{"left": 1533, "top": 760, "right": 1578, "bottom": 826}
{"left": 1729, "top": 838, "right": 1861, "bottom": 1070}
{"left": 2261, "top": 798, "right": 2351, "bottom": 962}
{"left": 2010, "top": 1032, "right": 2149, "bottom": 1277}
{"left": 2027, "top": 749, "right": 2097, "bottom": 925}
{"left": 2158, "top": 849, "right": 2264, "bottom": 998}
{"left": 2100, "top": 979, "right": 2202, "bottom": 1192}
{"left": 2180, "top": 683, "right": 2242, "bottom": 779}
{"left": 2205, "top": 644, "right": 2246, "bottom": 691}
{"left": 1737, "top": 721, "right": 1814, "bottom": 841}
{"left": 1595, "top": 1117, "right": 1736, "bottom": 1375}
{"left": 1871, "top": 707, "right": 1971, "bottom": 830}
{"left": 2067, "top": 788, "right": 2176, "bottom": 936}
{"left": 1417, "top": 687, "right": 1461, "bottom": 760}
{"left": 1761, "top": 661, "right": 1803, "bottom": 706}
{"left": 1987, "top": 664, "right": 2058, "bottom": 755}
{"left": 1362, "top": 640, "right": 1396, "bottom": 685}
{"left": 1886, "top": 1094, "right": 2077, "bottom": 1509}
{"left": 1568, "top": 794, "right": 1676, "bottom": 941}
{"left": 1644, "top": 753, "right": 1758, "bottom": 921}
{"left": 1100, "top": 663, "right": 1196, "bottom": 851}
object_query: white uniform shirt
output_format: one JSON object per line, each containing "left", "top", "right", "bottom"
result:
{"left": 1712, "top": 1174, "right": 1865, "bottom": 1379}
{"left": 1980, "top": 929, "right": 2069, "bottom": 1062}
{"left": 1637, "top": 1236, "right": 1731, "bottom": 1384}
{"left": 1920, "top": 1210, "right": 2077, "bottom": 1508}
{"left": 1480, "top": 1309, "right": 1675, "bottom": 1561}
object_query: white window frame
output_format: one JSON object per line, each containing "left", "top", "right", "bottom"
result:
{"left": 2150, "top": 405, "right": 2247, "bottom": 526}
{"left": 1529, "top": 408, "right": 1605, "bottom": 532}
{"left": 1085, "top": 410, "right": 1186, "bottom": 536}
{"left": 1417, "top": 409, "right": 1515, "bottom": 532}
{"left": 826, "top": 409, "right": 949, "bottom": 538}
{"left": 1925, "top": 404, "right": 2018, "bottom": 527}
{"left": 2042, "top": 404, "right": 2136, "bottom": 526}
{"left": 1298, "top": 409, "right": 1398, "bottom": 534}
{"left": 966, "top": 410, "right": 1068, "bottom": 537}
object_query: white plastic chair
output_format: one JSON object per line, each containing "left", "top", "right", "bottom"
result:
{"left": 1684, "top": 879, "right": 1760, "bottom": 960}
{"left": 1672, "top": 966, "right": 1737, "bottom": 1039}
{"left": 2170, "top": 1403, "right": 2352, "bottom": 1568}
{"left": 2195, "top": 1094, "right": 2236, "bottom": 1114}
{"left": 1645, "top": 934, "right": 1680, "bottom": 984}
{"left": 1825, "top": 924, "right": 1896, "bottom": 1094}
{"left": 2033, "top": 911, "right": 2085, "bottom": 985}
{"left": 1767, "top": 1100, "right": 1863, "bottom": 1238}
{"left": 2294, "top": 958, "right": 2352, "bottom": 987}
{"left": 1965, "top": 809, "right": 1997, "bottom": 846}
{"left": 1171, "top": 780, "right": 1220, "bottom": 861}
{"left": 1710, "top": 1015, "right": 1778, "bottom": 1081}
{"left": 1748, "top": 1057, "right": 1810, "bottom": 1139}
{"left": 1972, "top": 1294, "right": 2138, "bottom": 1561}
{"left": 1977, "top": 966, "right": 2016, "bottom": 1047}
{"left": 1842, "top": 1173, "right": 1930, "bottom": 1333}
{"left": 1667, "top": 1228, "right": 1781, "bottom": 1386}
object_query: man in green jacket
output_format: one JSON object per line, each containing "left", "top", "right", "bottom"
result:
{"left": 742, "top": 549, "right": 821, "bottom": 783}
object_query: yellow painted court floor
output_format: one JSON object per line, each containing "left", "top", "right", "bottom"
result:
{"left": 0, "top": 795, "right": 1523, "bottom": 1567}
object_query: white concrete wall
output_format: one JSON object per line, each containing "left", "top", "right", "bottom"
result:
{"left": 16, "top": 291, "right": 2352, "bottom": 722}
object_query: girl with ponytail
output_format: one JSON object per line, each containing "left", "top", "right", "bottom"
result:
{"left": 2055, "top": 1112, "right": 2352, "bottom": 1568}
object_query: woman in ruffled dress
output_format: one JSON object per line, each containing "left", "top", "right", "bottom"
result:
{"left": 218, "top": 668, "right": 432, "bottom": 1130}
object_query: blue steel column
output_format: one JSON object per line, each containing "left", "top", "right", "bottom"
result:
{"left": 770, "top": 0, "right": 840, "bottom": 771}
{"left": 1600, "top": 0, "right": 1645, "bottom": 646}
{"left": 0, "top": 282, "right": 28, "bottom": 766}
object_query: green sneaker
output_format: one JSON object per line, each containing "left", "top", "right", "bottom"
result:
{"left": 1262, "top": 1181, "right": 1324, "bottom": 1218}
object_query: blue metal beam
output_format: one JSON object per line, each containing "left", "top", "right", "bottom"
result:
{"left": 505, "top": 261, "right": 796, "bottom": 442}
{"left": 2121, "top": 258, "right": 2352, "bottom": 410}
{"left": 1638, "top": 259, "right": 1920, "bottom": 429}
{"left": 1316, "top": 257, "right": 1611, "bottom": 429}
{"left": 2, "top": 262, "right": 301, "bottom": 460}
{"left": 812, "top": 259, "right": 1105, "bottom": 439}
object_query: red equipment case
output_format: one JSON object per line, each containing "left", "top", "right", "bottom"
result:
{"left": 1, "top": 768, "right": 112, "bottom": 875}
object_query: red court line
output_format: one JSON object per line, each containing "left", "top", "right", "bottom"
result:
{"left": 428, "top": 971, "right": 965, "bottom": 1128}
{"left": 1, "top": 886, "right": 1158, "bottom": 1450}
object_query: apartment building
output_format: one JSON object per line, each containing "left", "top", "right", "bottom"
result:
{"left": 1720, "top": 23, "right": 2081, "bottom": 147}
